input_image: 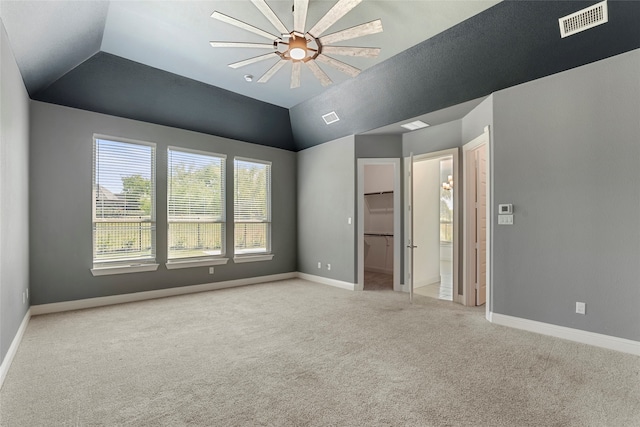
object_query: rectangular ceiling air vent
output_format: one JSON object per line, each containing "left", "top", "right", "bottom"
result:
{"left": 322, "top": 111, "right": 340, "bottom": 125}
{"left": 400, "top": 120, "right": 430, "bottom": 131}
{"left": 559, "top": 1, "right": 608, "bottom": 38}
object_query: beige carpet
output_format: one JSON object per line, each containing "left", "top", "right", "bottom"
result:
{"left": 1, "top": 279, "right": 639, "bottom": 426}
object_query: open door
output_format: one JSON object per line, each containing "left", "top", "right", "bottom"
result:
{"left": 406, "top": 149, "right": 459, "bottom": 303}
{"left": 464, "top": 128, "right": 490, "bottom": 308}
{"left": 408, "top": 153, "right": 415, "bottom": 302}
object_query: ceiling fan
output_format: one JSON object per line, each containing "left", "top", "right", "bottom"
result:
{"left": 209, "top": 0, "right": 383, "bottom": 88}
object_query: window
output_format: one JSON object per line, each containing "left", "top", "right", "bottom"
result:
{"left": 93, "top": 136, "right": 156, "bottom": 271}
{"left": 234, "top": 157, "right": 272, "bottom": 260}
{"left": 167, "top": 148, "right": 226, "bottom": 265}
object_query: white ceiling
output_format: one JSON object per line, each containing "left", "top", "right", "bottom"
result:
{"left": 1, "top": 0, "right": 500, "bottom": 108}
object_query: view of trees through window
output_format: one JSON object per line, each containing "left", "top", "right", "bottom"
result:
{"left": 93, "top": 138, "right": 155, "bottom": 264}
{"left": 234, "top": 159, "right": 271, "bottom": 254}
{"left": 94, "top": 138, "right": 273, "bottom": 266}
{"left": 168, "top": 149, "right": 225, "bottom": 260}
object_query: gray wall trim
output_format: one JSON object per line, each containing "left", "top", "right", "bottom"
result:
{"left": 29, "top": 101, "right": 297, "bottom": 305}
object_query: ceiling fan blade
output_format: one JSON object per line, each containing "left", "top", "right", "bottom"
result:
{"left": 321, "top": 46, "right": 380, "bottom": 58}
{"left": 319, "top": 19, "right": 383, "bottom": 45}
{"left": 293, "top": 0, "right": 309, "bottom": 34}
{"left": 251, "top": 0, "right": 289, "bottom": 35}
{"left": 305, "top": 61, "right": 332, "bottom": 86}
{"left": 308, "top": 0, "right": 363, "bottom": 38}
{"left": 291, "top": 61, "right": 302, "bottom": 88}
{"left": 211, "top": 11, "right": 279, "bottom": 41}
{"left": 258, "top": 59, "right": 288, "bottom": 83}
{"left": 210, "top": 41, "right": 276, "bottom": 49}
{"left": 229, "top": 52, "right": 279, "bottom": 69}
{"left": 315, "top": 54, "right": 360, "bottom": 77}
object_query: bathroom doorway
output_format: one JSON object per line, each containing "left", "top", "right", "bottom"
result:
{"left": 406, "top": 149, "right": 459, "bottom": 302}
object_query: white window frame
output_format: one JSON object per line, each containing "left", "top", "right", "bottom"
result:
{"left": 233, "top": 157, "right": 273, "bottom": 263}
{"left": 91, "top": 135, "right": 158, "bottom": 276}
{"left": 166, "top": 146, "right": 228, "bottom": 269}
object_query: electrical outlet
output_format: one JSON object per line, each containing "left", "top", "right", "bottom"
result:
{"left": 327, "top": 263, "right": 331, "bottom": 271}
{"left": 576, "top": 302, "right": 586, "bottom": 314}
{"left": 318, "top": 262, "right": 321, "bottom": 269}
{"left": 209, "top": 267, "right": 214, "bottom": 274}
{"left": 348, "top": 217, "right": 352, "bottom": 225}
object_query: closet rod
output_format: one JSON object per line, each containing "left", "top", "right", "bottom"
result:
{"left": 364, "top": 191, "right": 393, "bottom": 196}
{"left": 364, "top": 233, "right": 394, "bottom": 237}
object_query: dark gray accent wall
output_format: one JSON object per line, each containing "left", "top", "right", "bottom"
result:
{"left": 297, "top": 136, "right": 355, "bottom": 283}
{"left": 33, "top": 52, "right": 295, "bottom": 151}
{"left": 291, "top": 0, "right": 640, "bottom": 150}
{"left": 29, "top": 101, "right": 297, "bottom": 305}
{"left": 0, "top": 20, "right": 30, "bottom": 363}
{"left": 491, "top": 49, "right": 640, "bottom": 341}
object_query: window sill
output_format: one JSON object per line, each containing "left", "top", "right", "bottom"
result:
{"left": 165, "top": 258, "right": 229, "bottom": 270}
{"left": 91, "top": 263, "right": 159, "bottom": 276}
{"left": 233, "top": 254, "right": 274, "bottom": 263}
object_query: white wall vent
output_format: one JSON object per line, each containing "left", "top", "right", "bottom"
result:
{"left": 559, "top": 1, "right": 608, "bottom": 38}
{"left": 322, "top": 111, "right": 340, "bottom": 125}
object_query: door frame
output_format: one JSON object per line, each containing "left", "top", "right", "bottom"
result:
{"left": 404, "top": 148, "right": 460, "bottom": 302}
{"left": 462, "top": 126, "right": 492, "bottom": 318}
{"left": 357, "top": 158, "right": 401, "bottom": 292}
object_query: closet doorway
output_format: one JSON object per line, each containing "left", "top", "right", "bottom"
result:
{"left": 406, "top": 149, "right": 459, "bottom": 302}
{"left": 357, "top": 159, "right": 401, "bottom": 292}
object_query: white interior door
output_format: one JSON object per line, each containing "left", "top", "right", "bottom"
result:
{"left": 463, "top": 128, "right": 490, "bottom": 310}
{"left": 408, "top": 153, "right": 415, "bottom": 302}
{"left": 476, "top": 145, "right": 487, "bottom": 305}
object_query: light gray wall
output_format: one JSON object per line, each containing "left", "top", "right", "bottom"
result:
{"left": 0, "top": 20, "right": 30, "bottom": 362}
{"left": 402, "top": 120, "right": 462, "bottom": 157}
{"left": 297, "top": 136, "right": 355, "bottom": 283}
{"left": 355, "top": 134, "right": 402, "bottom": 159}
{"left": 29, "top": 101, "right": 297, "bottom": 305}
{"left": 491, "top": 49, "right": 640, "bottom": 341}
{"left": 462, "top": 95, "right": 493, "bottom": 144}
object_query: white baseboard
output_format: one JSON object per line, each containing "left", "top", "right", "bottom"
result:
{"left": 0, "top": 309, "right": 31, "bottom": 390}
{"left": 297, "top": 272, "right": 355, "bottom": 291}
{"left": 31, "top": 272, "right": 297, "bottom": 316}
{"left": 490, "top": 312, "right": 640, "bottom": 356}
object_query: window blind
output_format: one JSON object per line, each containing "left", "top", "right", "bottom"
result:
{"left": 93, "top": 137, "right": 156, "bottom": 265}
{"left": 168, "top": 148, "right": 226, "bottom": 260}
{"left": 234, "top": 158, "right": 271, "bottom": 254}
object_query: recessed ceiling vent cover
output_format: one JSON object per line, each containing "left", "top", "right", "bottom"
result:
{"left": 559, "top": 1, "right": 608, "bottom": 38}
{"left": 322, "top": 111, "right": 340, "bottom": 125}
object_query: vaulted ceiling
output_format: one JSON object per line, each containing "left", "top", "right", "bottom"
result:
{"left": 1, "top": 1, "right": 639, "bottom": 151}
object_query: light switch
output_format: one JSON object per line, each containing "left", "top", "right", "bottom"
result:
{"left": 498, "top": 215, "right": 513, "bottom": 225}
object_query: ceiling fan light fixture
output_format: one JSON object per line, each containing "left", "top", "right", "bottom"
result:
{"left": 288, "top": 35, "right": 308, "bottom": 60}
{"left": 290, "top": 47, "right": 306, "bottom": 60}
